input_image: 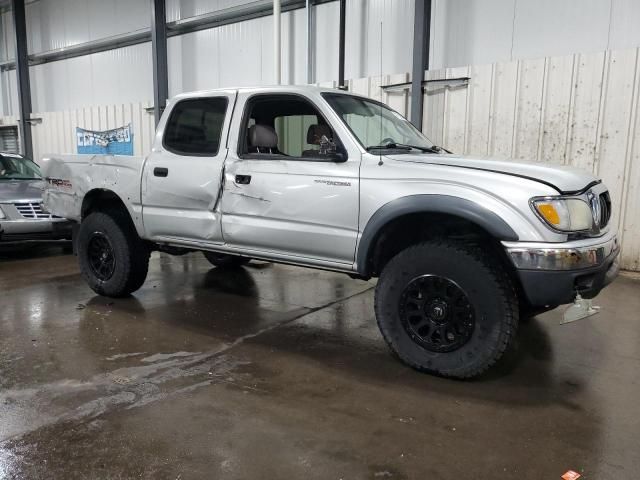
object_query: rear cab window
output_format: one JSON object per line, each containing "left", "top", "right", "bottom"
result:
{"left": 163, "top": 97, "right": 229, "bottom": 156}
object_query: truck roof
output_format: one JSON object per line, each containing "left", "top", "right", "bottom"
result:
{"left": 171, "top": 84, "right": 360, "bottom": 101}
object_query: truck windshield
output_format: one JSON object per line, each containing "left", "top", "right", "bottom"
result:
{"left": 322, "top": 93, "right": 435, "bottom": 153}
{"left": 0, "top": 154, "right": 42, "bottom": 180}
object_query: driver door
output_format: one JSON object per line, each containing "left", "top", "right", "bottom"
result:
{"left": 220, "top": 92, "right": 361, "bottom": 265}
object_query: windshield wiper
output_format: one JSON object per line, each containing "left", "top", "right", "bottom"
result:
{"left": 431, "top": 145, "right": 452, "bottom": 154}
{"left": 366, "top": 142, "right": 442, "bottom": 153}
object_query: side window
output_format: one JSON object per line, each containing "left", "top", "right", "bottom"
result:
{"left": 241, "top": 95, "right": 344, "bottom": 160}
{"left": 163, "top": 97, "right": 228, "bottom": 156}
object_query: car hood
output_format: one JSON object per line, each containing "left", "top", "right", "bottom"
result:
{"left": 387, "top": 153, "right": 598, "bottom": 194}
{"left": 0, "top": 179, "right": 44, "bottom": 202}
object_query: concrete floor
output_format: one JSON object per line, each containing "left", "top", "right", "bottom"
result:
{"left": 1, "top": 246, "right": 639, "bottom": 480}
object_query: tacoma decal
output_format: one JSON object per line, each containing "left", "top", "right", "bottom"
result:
{"left": 314, "top": 179, "right": 351, "bottom": 187}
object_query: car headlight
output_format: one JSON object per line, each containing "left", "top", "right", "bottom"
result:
{"left": 531, "top": 197, "right": 593, "bottom": 232}
{"left": 0, "top": 206, "right": 5, "bottom": 219}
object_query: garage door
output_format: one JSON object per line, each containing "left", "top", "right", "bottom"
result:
{"left": 0, "top": 126, "right": 19, "bottom": 153}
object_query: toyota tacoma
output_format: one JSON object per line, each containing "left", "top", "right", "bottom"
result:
{"left": 41, "top": 86, "right": 619, "bottom": 378}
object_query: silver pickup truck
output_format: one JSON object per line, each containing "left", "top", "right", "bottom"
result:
{"left": 41, "top": 85, "right": 619, "bottom": 378}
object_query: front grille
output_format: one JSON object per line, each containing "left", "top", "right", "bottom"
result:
{"left": 13, "top": 202, "right": 59, "bottom": 220}
{"left": 599, "top": 191, "right": 611, "bottom": 229}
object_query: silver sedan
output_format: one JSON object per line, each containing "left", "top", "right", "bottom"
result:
{"left": 0, "top": 153, "right": 71, "bottom": 244}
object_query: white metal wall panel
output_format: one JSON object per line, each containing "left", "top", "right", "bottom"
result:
{"left": 168, "top": 15, "right": 272, "bottom": 95}
{"left": 167, "top": 2, "right": 340, "bottom": 95}
{"left": 609, "top": 0, "right": 640, "bottom": 51}
{"left": 165, "top": 0, "right": 254, "bottom": 22}
{"left": 25, "top": 0, "right": 149, "bottom": 54}
{"left": 0, "top": 10, "right": 15, "bottom": 62}
{"left": 511, "top": 0, "right": 612, "bottom": 62}
{"left": 30, "top": 102, "right": 155, "bottom": 162}
{"left": 430, "top": 0, "right": 515, "bottom": 71}
{"left": 30, "top": 43, "right": 153, "bottom": 112}
{"left": 0, "top": 69, "right": 18, "bottom": 116}
{"left": 344, "top": 0, "right": 414, "bottom": 80}
{"left": 430, "top": 0, "right": 640, "bottom": 70}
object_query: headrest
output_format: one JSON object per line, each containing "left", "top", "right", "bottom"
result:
{"left": 249, "top": 124, "right": 278, "bottom": 148}
{"left": 306, "top": 124, "right": 332, "bottom": 145}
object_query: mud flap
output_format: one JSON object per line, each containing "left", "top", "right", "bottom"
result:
{"left": 561, "top": 293, "right": 600, "bottom": 324}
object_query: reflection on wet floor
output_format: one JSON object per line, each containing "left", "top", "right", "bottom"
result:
{"left": 0, "top": 249, "right": 639, "bottom": 479}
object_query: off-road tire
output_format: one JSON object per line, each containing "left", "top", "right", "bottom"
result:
{"left": 77, "top": 211, "right": 150, "bottom": 297}
{"left": 202, "top": 251, "right": 250, "bottom": 268}
{"left": 374, "top": 240, "right": 518, "bottom": 379}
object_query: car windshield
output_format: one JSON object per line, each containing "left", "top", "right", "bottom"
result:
{"left": 322, "top": 93, "right": 435, "bottom": 152}
{"left": 0, "top": 154, "right": 42, "bottom": 180}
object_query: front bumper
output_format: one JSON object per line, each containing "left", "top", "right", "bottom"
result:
{"left": 503, "top": 232, "right": 620, "bottom": 307}
{"left": 0, "top": 219, "right": 72, "bottom": 243}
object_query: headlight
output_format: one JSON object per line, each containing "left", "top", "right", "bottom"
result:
{"left": 0, "top": 206, "right": 5, "bottom": 219}
{"left": 531, "top": 197, "right": 593, "bottom": 232}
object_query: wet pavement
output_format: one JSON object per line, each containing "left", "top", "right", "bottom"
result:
{"left": 1, "top": 246, "right": 639, "bottom": 479}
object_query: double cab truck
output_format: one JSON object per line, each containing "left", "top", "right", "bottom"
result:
{"left": 41, "top": 85, "right": 619, "bottom": 378}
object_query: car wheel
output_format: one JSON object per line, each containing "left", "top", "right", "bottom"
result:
{"left": 77, "top": 211, "right": 150, "bottom": 297}
{"left": 374, "top": 240, "right": 518, "bottom": 379}
{"left": 202, "top": 251, "right": 250, "bottom": 268}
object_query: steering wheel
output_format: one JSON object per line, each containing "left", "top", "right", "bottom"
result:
{"left": 381, "top": 137, "right": 396, "bottom": 145}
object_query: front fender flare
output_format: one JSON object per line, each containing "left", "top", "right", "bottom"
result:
{"left": 356, "top": 194, "right": 519, "bottom": 275}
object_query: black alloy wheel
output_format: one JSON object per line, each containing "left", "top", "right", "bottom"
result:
{"left": 399, "top": 275, "right": 475, "bottom": 353}
{"left": 87, "top": 231, "right": 116, "bottom": 281}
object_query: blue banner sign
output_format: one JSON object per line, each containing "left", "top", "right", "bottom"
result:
{"left": 76, "top": 124, "right": 133, "bottom": 155}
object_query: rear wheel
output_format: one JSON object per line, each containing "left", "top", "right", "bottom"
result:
{"left": 77, "top": 211, "right": 150, "bottom": 297}
{"left": 202, "top": 251, "right": 250, "bottom": 268}
{"left": 374, "top": 240, "right": 518, "bottom": 379}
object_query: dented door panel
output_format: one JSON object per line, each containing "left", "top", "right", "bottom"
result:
{"left": 142, "top": 91, "right": 236, "bottom": 242}
{"left": 220, "top": 158, "right": 360, "bottom": 264}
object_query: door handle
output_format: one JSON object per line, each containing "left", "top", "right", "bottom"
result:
{"left": 235, "top": 174, "right": 251, "bottom": 185}
{"left": 154, "top": 167, "right": 168, "bottom": 177}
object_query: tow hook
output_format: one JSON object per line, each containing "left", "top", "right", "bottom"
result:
{"left": 561, "top": 293, "right": 600, "bottom": 324}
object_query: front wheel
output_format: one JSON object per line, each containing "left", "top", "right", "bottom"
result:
{"left": 77, "top": 211, "right": 150, "bottom": 297}
{"left": 374, "top": 240, "right": 518, "bottom": 379}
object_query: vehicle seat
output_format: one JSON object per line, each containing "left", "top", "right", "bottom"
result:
{"left": 302, "top": 124, "right": 332, "bottom": 157}
{"left": 248, "top": 124, "right": 279, "bottom": 154}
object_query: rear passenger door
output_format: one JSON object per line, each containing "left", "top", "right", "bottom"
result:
{"left": 142, "top": 91, "right": 235, "bottom": 243}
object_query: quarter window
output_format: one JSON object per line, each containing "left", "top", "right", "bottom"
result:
{"left": 163, "top": 97, "right": 228, "bottom": 156}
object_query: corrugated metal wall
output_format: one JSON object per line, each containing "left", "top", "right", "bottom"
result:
{"left": 429, "top": 0, "right": 640, "bottom": 69}
{"left": 0, "top": 0, "right": 417, "bottom": 115}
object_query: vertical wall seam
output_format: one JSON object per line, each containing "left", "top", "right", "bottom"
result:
{"left": 593, "top": 50, "right": 611, "bottom": 175}
{"left": 487, "top": 62, "right": 496, "bottom": 156}
{"left": 509, "top": 0, "right": 517, "bottom": 61}
{"left": 510, "top": 59, "right": 521, "bottom": 158}
{"left": 536, "top": 56, "right": 549, "bottom": 162}
{"left": 442, "top": 68, "right": 450, "bottom": 147}
{"left": 563, "top": 54, "right": 578, "bottom": 165}
{"left": 463, "top": 65, "right": 471, "bottom": 154}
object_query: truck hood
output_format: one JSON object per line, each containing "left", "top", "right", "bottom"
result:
{"left": 0, "top": 179, "right": 44, "bottom": 202}
{"left": 387, "top": 154, "right": 598, "bottom": 194}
